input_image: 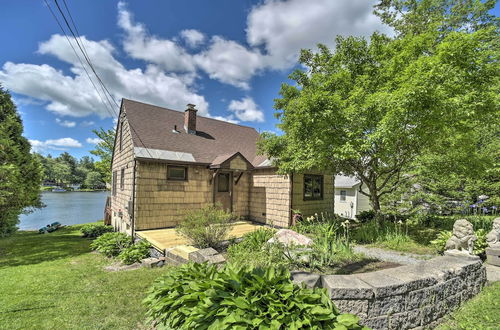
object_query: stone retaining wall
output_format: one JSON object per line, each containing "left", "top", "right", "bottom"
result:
{"left": 292, "top": 256, "right": 486, "bottom": 330}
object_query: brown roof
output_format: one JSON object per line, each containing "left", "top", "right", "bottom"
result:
{"left": 122, "top": 99, "right": 268, "bottom": 166}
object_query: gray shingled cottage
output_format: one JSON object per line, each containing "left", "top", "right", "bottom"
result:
{"left": 110, "top": 99, "right": 334, "bottom": 236}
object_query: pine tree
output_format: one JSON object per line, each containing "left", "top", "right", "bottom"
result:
{"left": 0, "top": 86, "right": 43, "bottom": 236}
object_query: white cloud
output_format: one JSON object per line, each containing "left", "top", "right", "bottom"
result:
{"left": 207, "top": 114, "right": 239, "bottom": 124}
{"left": 0, "top": 35, "right": 209, "bottom": 118}
{"left": 55, "top": 118, "right": 76, "bottom": 128}
{"left": 29, "top": 137, "right": 82, "bottom": 153}
{"left": 81, "top": 120, "right": 95, "bottom": 127}
{"left": 86, "top": 137, "right": 102, "bottom": 144}
{"left": 194, "top": 37, "right": 263, "bottom": 90}
{"left": 247, "top": 0, "right": 390, "bottom": 69}
{"left": 1, "top": 0, "right": 390, "bottom": 122}
{"left": 228, "top": 97, "right": 265, "bottom": 122}
{"left": 117, "top": 2, "right": 195, "bottom": 72}
{"left": 180, "top": 29, "right": 205, "bottom": 48}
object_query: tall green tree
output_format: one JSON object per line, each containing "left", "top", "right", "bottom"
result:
{"left": 90, "top": 128, "right": 115, "bottom": 184}
{"left": 84, "top": 171, "right": 104, "bottom": 189}
{"left": 259, "top": 1, "right": 498, "bottom": 211}
{"left": 0, "top": 86, "right": 43, "bottom": 236}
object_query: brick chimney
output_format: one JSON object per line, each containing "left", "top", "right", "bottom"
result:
{"left": 184, "top": 104, "right": 197, "bottom": 134}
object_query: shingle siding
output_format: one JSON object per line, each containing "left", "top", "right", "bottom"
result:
{"left": 292, "top": 173, "right": 335, "bottom": 218}
{"left": 110, "top": 113, "right": 135, "bottom": 235}
{"left": 249, "top": 169, "right": 291, "bottom": 228}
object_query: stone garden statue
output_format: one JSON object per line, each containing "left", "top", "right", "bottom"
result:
{"left": 486, "top": 218, "right": 500, "bottom": 266}
{"left": 445, "top": 219, "right": 477, "bottom": 255}
{"left": 486, "top": 217, "right": 500, "bottom": 248}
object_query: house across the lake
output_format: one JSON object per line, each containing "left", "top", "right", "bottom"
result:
{"left": 110, "top": 99, "right": 335, "bottom": 235}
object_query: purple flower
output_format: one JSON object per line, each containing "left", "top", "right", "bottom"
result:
{"left": 492, "top": 206, "right": 497, "bottom": 209}
{"left": 470, "top": 204, "right": 477, "bottom": 208}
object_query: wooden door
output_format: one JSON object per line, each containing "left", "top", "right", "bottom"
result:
{"left": 215, "top": 172, "right": 232, "bottom": 212}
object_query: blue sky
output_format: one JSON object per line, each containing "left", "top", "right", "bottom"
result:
{"left": 1, "top": 1, "right": 495, "bottom": 159}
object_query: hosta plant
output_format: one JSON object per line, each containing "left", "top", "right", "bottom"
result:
{"left": 144, "top": 262, "right": 367, "bottom": 330}
{"left": 80, "top": 223, "right": 113, "bottom": 238}
{"left": 118, "top": 240, "right": 152, "bottom": 265}
{"left": 90, "top": 232, "right": 132, "bottom": 257}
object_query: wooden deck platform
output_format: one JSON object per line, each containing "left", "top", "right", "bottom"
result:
{"left": 136, "top": 221, "right": 265, "bottom": 251}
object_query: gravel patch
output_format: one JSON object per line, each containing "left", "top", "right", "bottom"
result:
{"left": 353, "top": 245, "right": 433, "bottom": 265}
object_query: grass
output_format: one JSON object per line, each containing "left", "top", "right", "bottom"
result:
{"left": 0, "top": 223, "right": 167, "bottom": 329}
{"left": 350, "top": 215, "right": 496, "bottom": 256}
{"left": 437, "top": 282, "right": 500, "bottom": 329}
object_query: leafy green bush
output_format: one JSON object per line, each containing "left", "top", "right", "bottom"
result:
{"left": 118, "top": 240, "right": 152, "bottom": 265}
{"left": 306, "top": 231, "right": 359, "bottom": 271}
{"left": 430, "top": 230, "right": 453, "bottom": 253}
{"left": 356, "top": 210, "right": 376, "bottom": 223}
{"left": 430, "top": 229, "right": 488, "bottom": 255}
{"left": 227, "top": 228, "right": 290, "bottom": 269}
{"left": 351, "top": 220, "right": 380, "bottom": 243}
{"left": 176, "top": 204, "right": 234, "bottom": 249}
{"left": 90, "top": 232, "right": 132, "bottom": 257}
{"left": 473, "top": 229, "right": 488, "bottom": 255}
{"left": 144, "top": 263, "right": 366, "bottom": 329}
{"left": 234, "top": 227, "right": 275, "bottom": 250}
{"left": 81, "top": 223, "right": 113, "bottom": 238}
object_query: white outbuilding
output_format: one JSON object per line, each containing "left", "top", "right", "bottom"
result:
{"left": 334, "top": 175, "right": 372, "bottom": 219}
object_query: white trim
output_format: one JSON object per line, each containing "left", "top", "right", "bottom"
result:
{"left": 134, "top": 147, "right": 196, "bottom": 162}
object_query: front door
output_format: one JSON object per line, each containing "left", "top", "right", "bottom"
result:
{"left": 215, "top": 172, "right": 232, "bottom": 212}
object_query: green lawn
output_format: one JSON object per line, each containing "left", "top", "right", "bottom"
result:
{"left": 438, "top": 282, "right": 500, "bottom": 329}
{"left": 0, "top": 224, "right": 167, "bottom": 329}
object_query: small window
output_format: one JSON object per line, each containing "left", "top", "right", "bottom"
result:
{"left": 303, "top": 174, "right": 323, "bottom": 200}
{"left": 119, "top": 121, "right": 124, "bottom": 151}
{"left": 112, "top": 171, "right": 117, "bottom": 196}
{"left": 120, "top": 168, "right": 125, "bottom": 190}
{"left": 218, "top": 173, "right": 230, "bottom": 192}
{"left": 167, "top": 165, "right": 187, "bottom": 180}
{"left": 340, "top": 190, "right": 347, "bottom": 202}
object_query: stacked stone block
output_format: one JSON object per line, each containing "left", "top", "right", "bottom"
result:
{"left": 292, "top": 256, "right": 486, "bottom": 330}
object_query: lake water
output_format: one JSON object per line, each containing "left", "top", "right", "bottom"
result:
{"left": 19, "top": 191, "right": 109, "bottom": 230}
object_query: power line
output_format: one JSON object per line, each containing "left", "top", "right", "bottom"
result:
{"left": 43, "top": 0, "right": 115, "bottom": 119}
{"left": 52, "top": 0, "right": 118, "bottom": 114}
{"left": 44, "top": 0, "right": 154, "bottom": 160}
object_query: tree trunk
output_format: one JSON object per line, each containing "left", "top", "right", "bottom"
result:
{"left": 371, "top": 195, "right": 381, "bottom": 212}
{"left": 366, "top": 183, "right": 381, "bottom": 212}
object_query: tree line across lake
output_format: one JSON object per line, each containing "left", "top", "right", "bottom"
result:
{"left": 35, "top": 152, "right": 107, "bottom": 190}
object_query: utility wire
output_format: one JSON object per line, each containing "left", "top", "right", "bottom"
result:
{"left": 43, "top": 0, "right": 115, "bottom": 119}
{"left": 53, "top": 0, "right": 154, "bottom": 159}
{"left": 53, "top": 0, "right": 118, "bottom": 114}
{"left": 45, "top": 0, "right": 155, "bottom": 159}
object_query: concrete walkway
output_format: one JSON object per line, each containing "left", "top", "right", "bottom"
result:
{"left": 353, "top": 245, "right": 433, "bottom": 265}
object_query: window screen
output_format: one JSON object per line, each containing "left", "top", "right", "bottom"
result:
{"left": 218, "top": 173, "right": 230, "bottom": 192}
{"left": 340, "top": 190, "right": 347, "bottom": 201}
{"left": 303, "top": 174, "right": 323, "bottom": 200}
{"left": 120, "top": 168, "right": 125, "bottom": 190}
{"left": 112, "top": 171, "right": 117, "bottom": 196}
{"left": 119, "top": 121, "right": 124, "bottom": 151}
{"left": 167, "top": 166, "right": 187, "bottom": 180}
